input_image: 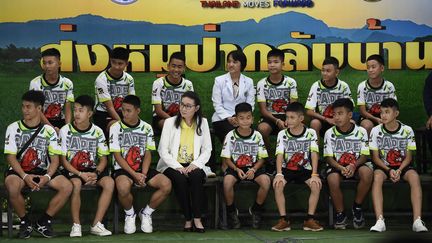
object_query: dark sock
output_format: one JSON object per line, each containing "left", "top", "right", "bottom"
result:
{"left": 20, "top": 214, "right": 30, "bottom": 223}
{"left": 252, "top": 201, "right": 263, "bottom": 212}
{"left": 227, "top": 203, "right": 236, "bottom": 213}
{"left": 280, "top": 215, "right": 289, "bottom": 222}
{"left": 306, "top": 214, "right": 315, "bottom": 220}
{"left": 39, "top": 212, "right": 53, "bottom": 224}
{"left": 353, "top": 202, "right": 362, "bottom": 210}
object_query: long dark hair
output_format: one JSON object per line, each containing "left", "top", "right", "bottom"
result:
{"left": 175, "top": 91, "right": 203, "bottom": 136}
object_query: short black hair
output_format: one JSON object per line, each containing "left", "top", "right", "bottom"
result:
{"left": 22, "top": 90, "right": 45, "bottom": 107}
{"left": 169, "top": 52, "right": 186, "bottom": 64}
{"left": 267, "top": 49, "right": 285, "bottom": 62}
{"left": 332, "top": 98, "right": 354, "bottom": 112}
{"left": 110, "top": 47, "right": 130, "bottom": 61}
{"left": 367, "top": 54, "right": 385, "bottom": 66}
{"left": 285, "top": 102, "right": 305, "bottom": 115}
{"left": 41, "top": 48, "right": 60, "bottom": 58}
{"left": 235, "top": 102, "right": 252, "bottom": 115}
{"left": 227, "top": 50, "right": 247, "bottom": 72}
{"left": 75, "top": 95, "right": 95, "bottom": 111}
{"left": 322, "top": 56, "right": 339, "bottom": 69}
{"left": 123, "top": 95, "right": 140, "bottom": 108}
{"left": 381, "top": 98, "right": 399, "bottom": 111}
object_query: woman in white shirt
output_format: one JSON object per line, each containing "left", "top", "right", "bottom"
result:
{"left": 157, "top": 91, "right": 212, "bottom": 233}
{"left": 211, "top": 50, "right": 255, "bottom": 144}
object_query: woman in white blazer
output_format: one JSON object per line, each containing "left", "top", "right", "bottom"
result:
{"left": 211, "top": 50, "right": 255, "bottom": 144}
{"left": 157, "top": 91, "right": 211, "bottom": 233}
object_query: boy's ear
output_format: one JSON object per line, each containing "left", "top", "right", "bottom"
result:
{"left": 335, "top": 68, "right": 340, "bottom": 76}
{"left": 395, "top": 109, "right": 400, "bottom": 117}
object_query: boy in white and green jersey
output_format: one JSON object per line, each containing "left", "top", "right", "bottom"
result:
{"left": 59, "top": 95, "right": 114, "bottom": 237}
{"left": 221, "top": 102, "right": 270, "bottom": 229}
{"left": 305, "top": 57, "right": 353, "bottom": 137}
{"left": 357, "top": 54, "right": 397, "bottom": 134}
{"left": 256, "top": 49, "right": 298, "bottom": 162}
{"left": 323, "top": 98, "right": 372, "bottom": 230}
{"left": 272, "top": 102, "right": 323, "bottom": 232}
{"left": 94, "top": 47, "right": 135, "bottom": 137}
{"left": 29, "top": 48, "right": 74, "bottom": 131}
{"left": 369, "top": 98, "right": 428, "bottom": 233}
{"left": 110, "top": 95, "right": 171, "bottom": 234}
{"left": 4, "top": 90, "right": 72, "bottom": 239}
{"left": 151, "top": 52, "right": 193, "bottom": 132}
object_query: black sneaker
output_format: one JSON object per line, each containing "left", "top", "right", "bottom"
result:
{"left": 18, "top": 220, "right": 33, "bottom": 239}
{"left": 334, "top": 212, "right": 348, "bottom": 229}
{"left": 249, "top": 206, "right": 261, "bottom": 229}
{"left": 352, "top": 207, "right": 365, "bottom": 229}
{"left": 34, "top": 220, "right": 55, "bottom": 238}
{"left": 228, "top": 209, "right": 241, "bottom": 229}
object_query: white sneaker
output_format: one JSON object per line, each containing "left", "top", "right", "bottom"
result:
{"left": 370, "top": 216, "right": 386, "bottom": 232}
{"left": 413, "top": 217, "right": 428, "bottom": 232}
{"left": 124, "top": 214, "right": 136, "bottom": 234}
{"left": 139, "top": 211, "right": 153, "bottom": 233}
{"left": 90, "top": 222, "right": 112, "bottom": 236}
{"left": 203, "top": 166, "right": 216, "bottom": 178}
{"left": 70, "top": 223, "right": 82, "bottom": 237}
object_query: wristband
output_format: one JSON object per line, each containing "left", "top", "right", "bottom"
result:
{"left": 275, "top": 173, "right": 284, "bottom": 177}
{"left": 44, "top": 173, "right": 51, "bottom": 181}
{"left": 311, "top": 173, "right": 319, "bottom": 177}
{"left": 22, "top": 173, "right": 29, "bottom": 180}
{"left": 78, "top": 172, "right": 82, "bottom": 177}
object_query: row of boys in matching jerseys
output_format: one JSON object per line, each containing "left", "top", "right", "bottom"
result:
{"left": 30, "top": 47, "right": 394, "bottom": 149}
{"left": 221, "top": 98, "right": 427, "bottom": 233}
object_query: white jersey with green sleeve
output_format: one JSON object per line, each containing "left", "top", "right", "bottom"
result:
{"left": 109, "top": 120, "right": 156, "bottom": 171}
{"left": 151, "top": 76, "right": 194, "bottom": 117}
{"left": 256, "top": 76, "right": 298, "bottom": 114}
{"left": 305, "top": 79, "right": 353, "bottom": 118}
{"left": 4, "top": 121, "right": 61, "bottom": 172}
{"left": 29, "top": 74, "right": 74, "bottom": 120}
{"left": 275, "top": 127, "right": 318, "bottom": 171}
{"left": 220, "top": 129, "right": 268, "bottom": 168}
{"left": 59, "top": 123, "right": 109, "bottom": 171}
{"left": 369, "top": 122, "right": 416, "bottom": 167}
{"left": 94, "top": 70, "right": 135, "bottom": 113}
{"left": 356, "top": 80, "right": 397, "bottom": 117}
{"left": 323, "top": 124, "right": 369, "bottom": 167}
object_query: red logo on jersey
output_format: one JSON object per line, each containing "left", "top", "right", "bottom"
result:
{"left": 323, "top": 105, "right": 334, "bottom": 118}
{"left": 272, "top": 99, "right": 288, "bottom": 113}
{"left": 113, "top": 96, "right": 124, "bottom": 112}
{"left": 166, "top": 103, "right": 180, "bottom": 116}
{"left": 44, "top": 103, "right": 62, "bottom": 119}
{"left": 338, "top": 152, "right": 356, "bottom": 166}
{"left": 369, "top": 103, "right": 381, "bottom": 117}
{"left": 386, "top": 149, "right": 404, "bottom": 166}
{"left": 21, "top": 148, "right": 41, "bottom": 172}
{"left": 126, "top": 146, "right": 142, "bottom": 171}
{"left": 236, "top": 154, "right": 253, "bottom": 168}
{"left": 71, "top": 151, "right": 94, "bottom": 171}
{"left": 287, "top": 152, "right": 305, "bottom": 170}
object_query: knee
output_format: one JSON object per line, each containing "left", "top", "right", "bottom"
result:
{"left": 116, "top": 184, "right": 131, "bottom": 198}
{"left": 71, "top": 181, "right": 82, "bottom": 194}
{"left": 309, "top": 182, "right": 321, "bottom": 193}
{"left": 257, "top": 124, "right": 270, "bottom": 136}
{"left": 273, "top": 183, "right": 285, "bottom": 192}
{"left": 257, "top": 176, "right": 271, "bottom": 190}
{"left": 160, "top": 178, "right": 172, "bottom": 194}
{"left": 60, "top": 179, "right": 73, "bottom": 195}
{"left": 223, "top": 177, "right": 236, "bottom": 191}
{"left": 102, "top": 177, "right": 115, "bottom": 192}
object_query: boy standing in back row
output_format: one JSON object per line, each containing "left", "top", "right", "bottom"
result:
{"left": 256, "top": 48, "right": 298, "bottom": 164}
{"left": 29, "top": 48, "right": 74, "bottom": 132}
{"left": 306, "top": 57, "right": 353, "bottom": 138}
{"left": 94, "top": 47, "right": 135, "bottom": 138}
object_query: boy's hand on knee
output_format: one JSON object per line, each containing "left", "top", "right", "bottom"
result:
{"left": 245, "top": 168, "right": 255, "bottom": 180}
{"left": 24, "top": 174, "right": 40, "bottom": 191}
{"left": 273, "top": 174, "right": 286, "bottom": 188}
{"left": 309, "top": 175, "right": 322, "bottom": 189}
